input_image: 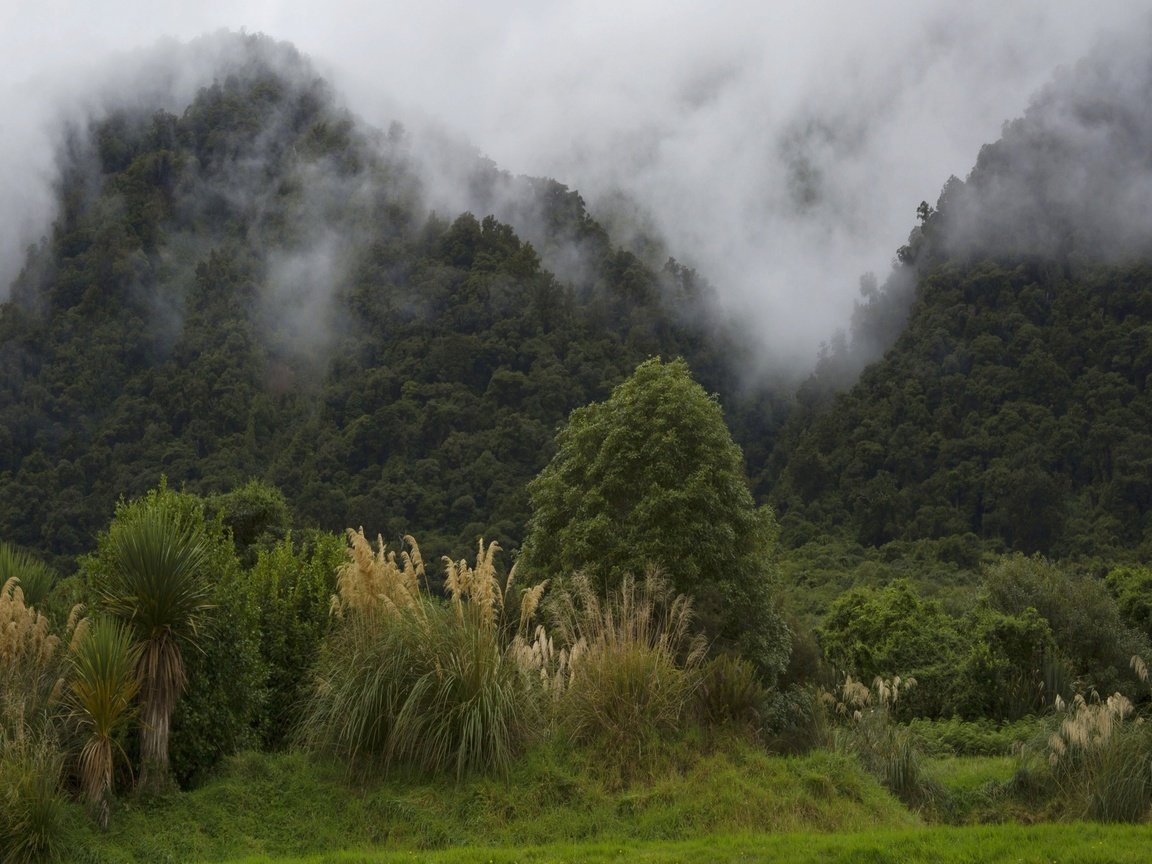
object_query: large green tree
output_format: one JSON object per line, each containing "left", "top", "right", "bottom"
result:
{"left": 522, "top": 358, "right": 790, "bottom": 679}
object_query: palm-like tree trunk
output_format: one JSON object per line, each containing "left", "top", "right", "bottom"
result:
{"left": 137, "top": 630, "right": 184, "bottom": 793}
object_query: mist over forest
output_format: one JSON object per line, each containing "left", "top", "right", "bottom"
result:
{"left": 4, "top": 1, "right": 1151, "bottom": 368}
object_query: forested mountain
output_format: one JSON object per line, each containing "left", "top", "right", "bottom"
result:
{"left": 769, "top": 31, "right": 1152, "bottom": 559}
{"left": 4, "top": 26, "right": 1152, "bottom": 575}
{"left": 0, "top": 33, "right": 780, "bottom": 569}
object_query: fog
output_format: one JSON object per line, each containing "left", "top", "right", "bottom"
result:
{"left": 2, "top": 0, "right": 1149, "bottom": 365}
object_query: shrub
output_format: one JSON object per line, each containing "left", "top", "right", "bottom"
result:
{"left": 824, "top": 675, "right": 939, "bottom": 809}
{"left": 819, "top": 581, "right": 963, "bottom": 718}
{"left": 245, "top": 532, "right": 344, "bottom": 750}
{"left": 0, "top": 732, "right": 69, "bottom": 864}
{"left": 1047, "top": 691, "right": 1152, "bottom": 822}
{"left": 300, "top": 533, "right": 540, "bottom": 779}
{"left": 546, "top": 570, "right": 706, "bottom": 768}
{"left": 695, "top": 652, "right": 767, "bottom": 729}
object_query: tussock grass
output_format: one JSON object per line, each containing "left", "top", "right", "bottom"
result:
{"left": 0, "top": 732, "right": 70, "bottom": 864}
{"left": 1047, "top": 692, "right": 1152, "bottom": 822}
{"left": 0, "top": 544, "right": 56, "bottom": 611}
{"left": 825, "top": 675, "right": 940, "bottom": 810}
{"left": 301, "top": 535, "right": 540, "bottom": 779}
{"left": 545, "top": 570, "right": 706, "bottom": 775}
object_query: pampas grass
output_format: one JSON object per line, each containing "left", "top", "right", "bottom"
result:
{"left": 546, "top": 570, "right": 706, "bottom": 768}
{"left": 1048, "top": 690, "right": 1152, "bottom": 822}
{"left": 0, "top": 731, "right": 69, "bottom": 864}
{"left": 824, "top": 675, "right": 939, "bottom": 809}
{"left": 301, "top": 536, "right": 541, "bottom": 779}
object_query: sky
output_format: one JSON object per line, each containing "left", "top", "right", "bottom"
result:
{"left": 2, "top": 0, "right": 1150, "bottom": 365}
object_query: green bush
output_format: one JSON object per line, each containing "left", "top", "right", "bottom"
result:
{"left": 695, "top": 652, "right": 767, "bottom": 729}
{"left": 245, "top": 532, "right": 344, "bottom": 750}
{"left": 169, "top": 562, "right": 266, "bottom": 787}
{"left": 819, "top": 580, "right": 964, "bottom": 718}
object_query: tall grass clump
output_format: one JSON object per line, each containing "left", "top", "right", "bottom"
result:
{"left": 545, "top": 570, "right": 706, "bottom": 769}
{"left": 0, "top": 732, "right": 69, "bottom": 864}
{"left": 1047, "top": 686, "right": 1152, "bottom": 822}
{"left": 0, "top": 577, "right": 71, "bottom": 737}
{"left": 300, "top": 532, "right": 541, "bottom": 779}
{"left": 0, "top": 578, "right": 74, "bottom": 862}
{"left": 825, "top": 675, "right": 939, "bottom": 809}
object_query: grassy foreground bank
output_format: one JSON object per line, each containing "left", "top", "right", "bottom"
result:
{"left": 65, "top": 746, "right": 916, "bottom": 862}
{"left": 224, "top": 825, "right": 1152, "bottom": 864}
{"left": 61, "top": 747, "right": 1152, "bottom": 864}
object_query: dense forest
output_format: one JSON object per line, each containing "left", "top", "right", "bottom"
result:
{"left": 0, "top": 36, "right": 779, "bottom": 572}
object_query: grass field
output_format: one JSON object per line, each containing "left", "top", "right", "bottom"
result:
{"left": 216, "top": 824, "right": 1152, "bottom": 864}
{"left": 59, "top": 747, "right": 1149, "bottom": 864}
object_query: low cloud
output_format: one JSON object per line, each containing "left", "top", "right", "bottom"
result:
{"left": 2, "top": 1, "right": 1150, "bottom": 371}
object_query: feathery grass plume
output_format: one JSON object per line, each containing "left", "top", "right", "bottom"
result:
{"left": 547, "top": 569, "right": 707, "bottom": 769}
{"left": 1047, "top": 690, "right": 1152, "bottom": 821}
{"left": 0, "top": 579, "right": 74, "bottom": 863}
{"left": 332, "top": 530, "right": 423, "bottom": 618}
{"left": 302, "top": 534, "right": 541, "bottom": 779}
{"left": 0, "top": 544, "right": 55, "bottom": 611}
{"left": 0, "top": 578, "right": 71, "bottom": 740}
{"left": 823, "top": 674, "right": 937, "bottom": 810}
{"left": 67, "top": 616, "right": 142, "bottom": 829}
{"left": 444, "top": 539, "right": 547, "bottom": 643}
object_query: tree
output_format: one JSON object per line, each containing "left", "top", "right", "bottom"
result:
{"left": 93, "top": 485, "right": 212, "bottom": 792}
{"left": 522, "top": 358, "right": 789, "bottom": 679}
{"left": 819, "top": 581, "right": 963, "bottom": 717}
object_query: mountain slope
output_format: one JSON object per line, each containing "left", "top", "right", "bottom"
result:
{"left": 770, "top": 25, "right": 1152, "bottom": 558}
{"left": 0, "top": 33, "right": 778, "bottom": 568}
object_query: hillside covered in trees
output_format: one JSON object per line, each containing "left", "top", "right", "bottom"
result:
{"left": 768, "top": 30, "right": 1152, "bottom": 560}
{"left": 0, "top": 34, "right": 778, "bottom": 571}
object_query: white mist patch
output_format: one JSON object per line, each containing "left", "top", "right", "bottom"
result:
{"left": 4, "top": 1, "right": 1152, "bottom": 371}
{"left": 262, "top": 233, "right": 345, "bottom": 362}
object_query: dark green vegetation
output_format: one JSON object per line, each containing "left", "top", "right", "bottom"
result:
{"left": 770, "top": 41, "right": 1152, "bottom": 560}
{"left": 6, "top": 24, "right": 1152, "bottom": 864}
{"left": 0, "top": 36, "right": 770, "bottom": 575}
